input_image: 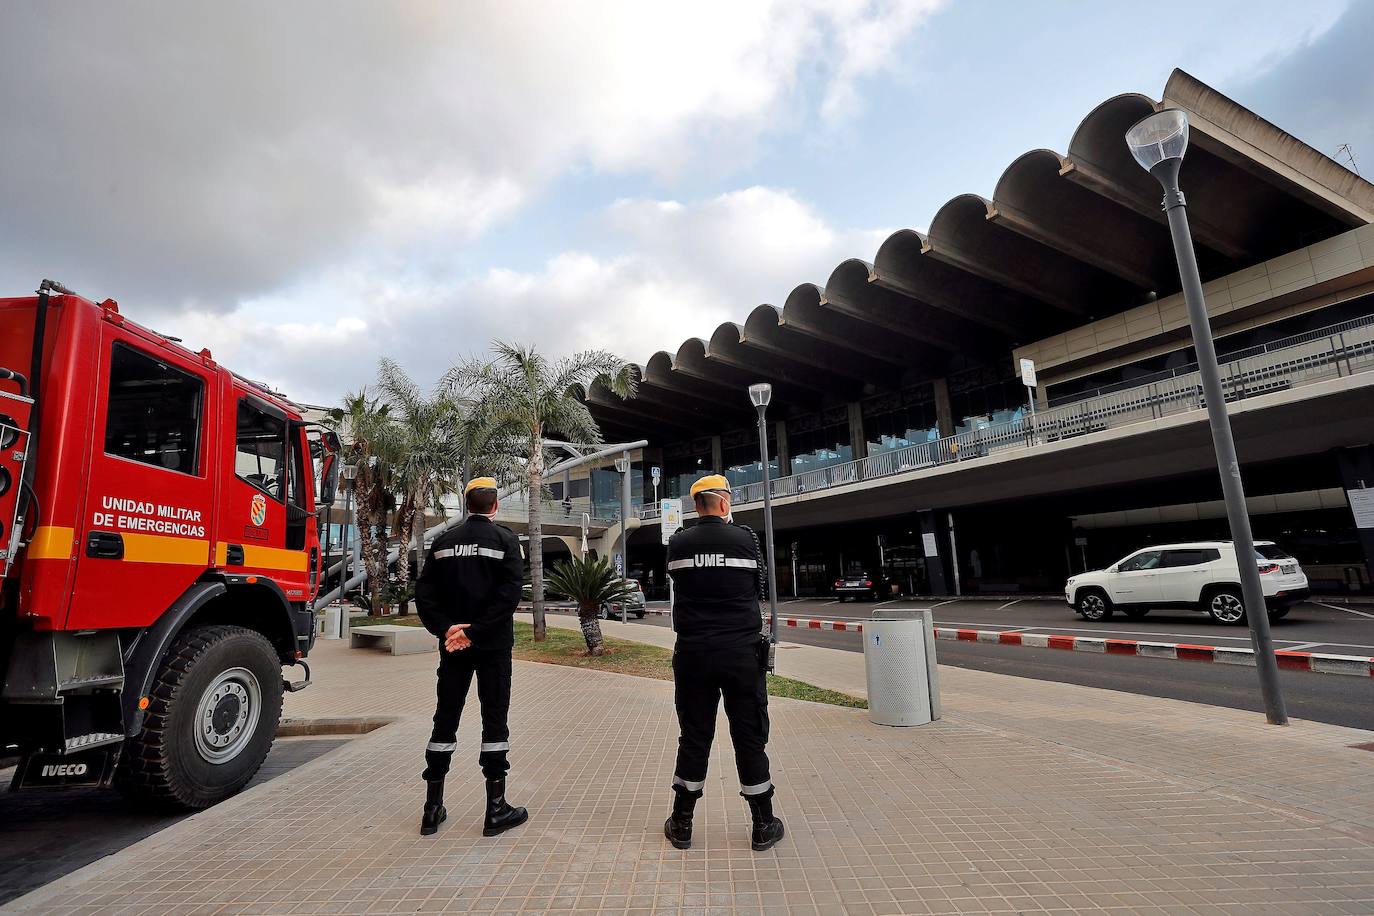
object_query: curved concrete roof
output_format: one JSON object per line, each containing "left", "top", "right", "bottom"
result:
{"left": 586, "top": 69, "right": 1374, "bottom": 443}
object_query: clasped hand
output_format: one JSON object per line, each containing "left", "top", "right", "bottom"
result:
{"left": 445, "top": 624, "right": 472, "bottom": 652}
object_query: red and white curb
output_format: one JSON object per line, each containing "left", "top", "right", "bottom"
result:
{"left": 774, "top": 617, "right": 1374, "bottom": 678}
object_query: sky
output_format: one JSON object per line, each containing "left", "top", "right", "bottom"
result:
{"left": 2, "top": 0, "right": 1371, "bottom": 406}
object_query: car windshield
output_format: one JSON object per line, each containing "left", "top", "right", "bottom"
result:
{"left": 1255, "top": 545, "right": 1292, "bottom": 560}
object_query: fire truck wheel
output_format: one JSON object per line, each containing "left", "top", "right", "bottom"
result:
{"left": 117, "top": 624, "right": 284, "bottom": 810}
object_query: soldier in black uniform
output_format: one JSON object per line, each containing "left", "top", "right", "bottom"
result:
{"left": 414, "top": 477, "right": 529, "bottom": 838}
{"left": 662, "top": 474, "right": 785, "bottom": 851}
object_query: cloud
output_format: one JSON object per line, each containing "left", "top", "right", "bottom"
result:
{"left": 168, "top": 187, "right": 892, "bottom": 404}
{"left": 0, "top": 1, "right": 941, "bottom": 317}
{"left": 1232, "top": 0, "right": 1374, "bottom": 174}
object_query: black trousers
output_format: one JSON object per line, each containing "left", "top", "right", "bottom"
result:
{"left": 423, "top": 647, "right": 512, "bottom": 781}
{"left": 672, "top": 643, "right": 772, "bottom": 796}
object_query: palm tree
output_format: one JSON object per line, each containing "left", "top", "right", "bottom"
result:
{"left": 544, "top": 554, "right": 633, "bottom": 655}
{"left": 328, "top": 390, "right": 397, "bottom": 612}
{"left": 374, "top": 359, "right": 464, "bottom": 614}
{"left": 450, "top": 342, "right": 635, "bottom": 641}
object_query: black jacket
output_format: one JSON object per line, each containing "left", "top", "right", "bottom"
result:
{"left": 415, "top": 515, "right": 525, "bottom": 650}
{"left": 666, "top": 516, "right": 765, "bottom": 650}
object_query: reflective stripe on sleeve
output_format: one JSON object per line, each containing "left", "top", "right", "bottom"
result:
{"left": 426, "top": 742, "right": 457, "bottom": 753}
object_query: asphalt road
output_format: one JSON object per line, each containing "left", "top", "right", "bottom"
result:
{"left": 626, "top": 598, "right": 1374, "bottom": 731}
{"left": 0, "top": 737, "right": 348, "bottom": 906}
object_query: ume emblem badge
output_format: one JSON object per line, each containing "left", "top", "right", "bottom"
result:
{"left": 249, "top": 493, "right": 267, "bottom": 526}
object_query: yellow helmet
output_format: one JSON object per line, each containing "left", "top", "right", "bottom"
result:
{"left": 464, "top": 476, "right": 498, "bottom": 494}
{"left": 689, "top": 474, "right": 731, "bottom": 498}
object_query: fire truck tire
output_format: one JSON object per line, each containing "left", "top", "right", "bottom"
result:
{"left": 116, "top": 624, "right": 284, "bottom": 810}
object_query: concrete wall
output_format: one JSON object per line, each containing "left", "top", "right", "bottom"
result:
{"left": 1015, "top": 223, "right": 1374, "bottom": 389}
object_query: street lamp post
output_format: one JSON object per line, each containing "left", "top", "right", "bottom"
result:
{"left": 1125, "top": 108, "right": 1287, "bottom": 725}
{"left": 338, "top": 463, "right": 359, "bottom": 640}
{"left": 749, "top": 383, "right": 780, "bottom": 671}
{"left": 614, "top": 453, "right": 632, "bottom": 624}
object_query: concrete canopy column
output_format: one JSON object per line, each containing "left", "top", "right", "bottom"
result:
{"left": 847, "top": 402, "right": 867, "bottom": 461}
{"left": 918, "top": 510, "right": 950, "bottom": 595}
{"left": 774, "top": 419, "right": 789, "bottom": 474}
{"left": 933, "top": 378, "right": 955, "bottom": 438}
{"left": 711, "top": 435, "right": 723, "bottom": 473}
{"left": 1335, "top": 445, "right": 1374, "bottom": 592}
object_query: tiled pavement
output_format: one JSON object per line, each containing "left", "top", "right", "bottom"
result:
{"left": 11, "top": 620, "right": 1374, "bottom": 915}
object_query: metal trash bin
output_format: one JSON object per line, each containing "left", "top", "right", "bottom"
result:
{"left": 864, "top": 609, "right": 941, "bottom": 727}
{"left": 321, "top": 605, "right": 342, "bottom": 640}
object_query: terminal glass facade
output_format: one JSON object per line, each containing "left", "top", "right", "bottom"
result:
{"left": 863, "top": 383, "right": 939, "bottom": 456}
{"left": 787, "top": 406, "right": 852, "bottom": 474}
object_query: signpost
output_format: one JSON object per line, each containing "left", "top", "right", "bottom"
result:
{"left": 1019, "top": 357, "right": 1038, "bottom": 441}
{"left": 661, "top": 498, "right": 683, "bottom": 620}
{"left": 651, "top": 465, "right": 661, "bottom": 506}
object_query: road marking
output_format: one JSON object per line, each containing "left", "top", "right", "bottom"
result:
{"left": 873, "top": 599, "right": 905, "bottom": 608}
{"left": 930, "top": 599, "right": 960, "bottom": 608}
{"left": 819, "top": 599, "right": 839, "bottom": 606}
{"left": 1284, "top": 642, "right": 1323, "bottom": 651}
{"left": 997, "top": 599, "right": 1022, "bottom": 610}
{"left": 1315, "top": 601, "right": 1374, "bottom": 619}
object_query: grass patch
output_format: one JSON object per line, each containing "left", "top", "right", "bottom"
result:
{"left": 340, "top": 616, "right": 868, "bottom": 709}
{"left": 511, "top": 621, "right": 868, "bottom": 709}
{"left": 764, "top": 674, "right": 868, "bottom": 708}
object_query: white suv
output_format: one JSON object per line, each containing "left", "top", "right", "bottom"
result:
{"left": 1065, "top": 541, "right": 1309, "bottom": 625}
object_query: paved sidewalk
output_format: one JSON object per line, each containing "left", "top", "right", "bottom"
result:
{"left": 12, "top": 620, "right": 1374, "bottom": 914}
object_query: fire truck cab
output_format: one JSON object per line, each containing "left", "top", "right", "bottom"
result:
{"left": 1, "top": 281, "right": 340, "bottom": 808}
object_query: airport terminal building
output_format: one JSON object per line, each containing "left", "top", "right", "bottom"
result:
{"left": 573, "top": 70, "right": 1374, "bottom": 598}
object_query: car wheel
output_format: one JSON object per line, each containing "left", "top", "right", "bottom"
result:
{"left": 1205, "top": 588, "right": 1247, "bottom": 625}
{"left": 1122, "top": 608, "right": 1149, "bottom": 619}
{"left": 1076, "top": 589, "right": 1112, "bottom": 621}
{"left": 635, "top": 610, "right": 645, "bottom": 619}
{"left": 599, "top": 604, "right": 611, "bottom": 620}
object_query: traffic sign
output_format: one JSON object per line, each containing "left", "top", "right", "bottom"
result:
{"left": 660, "top": 498, "right": 683, "bottom": 545}
{"left": 1019, "top": 357, "right": 1037, "bottom": 388}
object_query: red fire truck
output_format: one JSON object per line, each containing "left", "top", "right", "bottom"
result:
{"left": 1, "top": 280, "right": 340, "bottom": 808}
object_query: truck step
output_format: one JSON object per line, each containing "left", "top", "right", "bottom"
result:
{"left": 58, "top": 674, "right": 124, "bottom": 692}
{"left": 64, "top": 732, "right": 123, "bottom": 752}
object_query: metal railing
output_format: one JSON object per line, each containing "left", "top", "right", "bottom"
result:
{"left": 1049, "top": 312, "right": 1374, "bottom": 405}
{"left": 494, "top": 495, "right": 618, "bottom": 528}
{"left": 637, "top": 313, "right": 1374, "bottom": 519}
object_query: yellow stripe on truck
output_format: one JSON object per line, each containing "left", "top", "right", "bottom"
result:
{"left": 121, "top": 533, "right": 211, "bottom": 566}
{"left": 27, "top": 526, "right": 76, "bottom": 560}
{"left": 241, "top": 544, "right": 309, "bottom": 573}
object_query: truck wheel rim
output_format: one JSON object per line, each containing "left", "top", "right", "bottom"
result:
{"left": 1212, "top": 594, "right": 1244, "bottom": 622}
{"left": 1081, "top": 595, "right": 1104, "bottom": 617}
{"left": 195, "top": 667, "right": 262, "bottom": 764}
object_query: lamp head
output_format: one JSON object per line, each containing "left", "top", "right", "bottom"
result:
{"left": 613, "top": 457, "right": 631, "bottom": 473}
{"left": 748, "top": 382, "right": 772, "bottom": 408}
{"left": 1126, "top": 109, "right": 1189, "bottom": 183}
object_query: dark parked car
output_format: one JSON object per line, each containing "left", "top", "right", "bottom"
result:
{"left": 833, "top": 571, "right": 893, "bottom": 601}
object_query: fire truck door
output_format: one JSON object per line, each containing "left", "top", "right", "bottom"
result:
{"left": 67, "top": 337, "right": 216, "bottom": 630}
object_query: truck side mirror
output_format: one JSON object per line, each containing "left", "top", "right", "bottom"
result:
{"left": 317, "top": 430, "right": 342, "bottom": 507}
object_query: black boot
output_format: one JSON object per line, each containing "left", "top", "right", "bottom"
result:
{"left": 664, "top": 786, "right": 701, "bottom": 850}
{"left": 744, "top": 788, "right": 785, "bottom": 852}
{"left": 482, "top": 777, "right": 529, "bottom": 837}
{"left": 420, "top": 779, "right": 447, "bottom": 836}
